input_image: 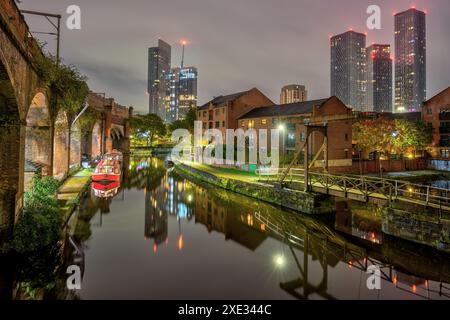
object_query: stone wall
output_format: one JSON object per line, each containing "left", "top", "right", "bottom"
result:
{"left": 382, "top": 207, "right": 450, "bottom": 253}
{"left": 175, "top": 163, "right": 334, "bottom": 214}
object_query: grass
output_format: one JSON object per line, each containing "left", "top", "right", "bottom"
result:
{"left": 185, "top": 161, "right": 260, "bottom": 182}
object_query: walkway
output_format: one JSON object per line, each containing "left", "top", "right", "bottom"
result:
{"left": 57, "top": 169, "right": 92, "bottom": 213}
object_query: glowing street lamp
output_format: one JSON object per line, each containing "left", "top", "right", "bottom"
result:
{"left": 274, "top": 254, "right": 285, "bottom": 268}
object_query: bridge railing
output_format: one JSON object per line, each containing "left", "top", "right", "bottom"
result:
{"left": 255, "top": 168, "right": 450, "bottom": 209}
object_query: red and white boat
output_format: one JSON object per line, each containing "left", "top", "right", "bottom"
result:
{"left": 92, "top": 181, "right": 120, "bottom": 198}
{"left": 92, "top": 151, "right": 122, "bottom": 182}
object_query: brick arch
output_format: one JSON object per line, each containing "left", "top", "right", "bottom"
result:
{"left": 0, "top": 59, "right": 22, "bottom": 235}
{"left": 53, "top": 109, "right": 69, "bottom": 179}
{"left": 70, "top": 121, "right": 82, "bottom": 168}
{"left": 91, "top": 121, "right": 102, "bottom": 158}
{"left": 24, "top": 91, "right": 52, "bottom": 183}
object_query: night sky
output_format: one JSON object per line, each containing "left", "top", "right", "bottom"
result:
{"left": 18, "top": 0, "right": 450, "bottom": 113}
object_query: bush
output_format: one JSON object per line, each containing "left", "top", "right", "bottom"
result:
{"left": 10, "top": 175, "right": 63, "bottom": 254}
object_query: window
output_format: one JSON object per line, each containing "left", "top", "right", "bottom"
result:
{"left": 345, "top": 133, "right": 349, "bottom": 141}
{"left": 215, "top": 121, "right": 220, "bottom": 128}
{"left": 241, "top": 121, "right": 246, "bottom": 128}
{"left": 203, "top": 111, "right": 207, "bottom": 117}
{"left": 287, "top": 123, "right": 296, "bottom": 131}
{"left": 222, "top": 121, "right": 226, "bottom": 127}
{"left": 300, "top": 132, "right": 306, "bottom": 142}
{"left": 202, "top": 122, "right": 206, "bottom": 129}
{"left": 427, "top": 108, "right": 432, "bottom": 115}
{"left": 272, "top": 118, "right": 279, "bottom": 125}
{"left": 286, "top": 133, "right": 296, "bottom": 149}
{"left": 261, "top": 119, "right": 267, "bottom": 125}
{"left": 249, "top": 120, "right": 254, "bottom": 129}
{"left": 209, "top": 122, "right": 213, "bottom": 129}
{"left": 215, "top": 109, "right": 219, "bottom": 116}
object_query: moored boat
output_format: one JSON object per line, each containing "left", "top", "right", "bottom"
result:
{"left": 92, "top": 180, "right": 120, "bottom": 198}
{"left": 92, "top": 152, "right": 122, "bottom": 182}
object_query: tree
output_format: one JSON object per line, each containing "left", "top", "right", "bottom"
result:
{"left": 391, "top": 120, "right": 433, "bottom": 155}
{"left": 130, "top": 113, "right": 166, "bottom": 147}
{"left": 353, "top": 118, "right": 395, "bottom": 157}
{"left": 168, "top": 106, "right": 197, "bottom": 134}
{"left": 184, "top": 106, "right": 197, "bottom": 132}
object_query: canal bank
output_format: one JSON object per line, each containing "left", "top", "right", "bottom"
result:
{"left": 174, "top": 162, "right": 335, "bottom": 215}
{"left": 57, "top": 169, "right": 92, "bottom": 221}
{"left": 175, "top": 162, "right": 450, "bottom": 254}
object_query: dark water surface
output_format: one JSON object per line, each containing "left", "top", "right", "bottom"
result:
{"left": 1, "top": 157, "right": 449, "bottom": 300}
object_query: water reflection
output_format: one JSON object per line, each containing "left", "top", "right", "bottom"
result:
{"left": 1, "top": 156, "right": 449, "bottom": 300}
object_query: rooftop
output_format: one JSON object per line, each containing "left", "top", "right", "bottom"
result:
{"left": 239, "top": 98, "right": 330, "bottom": 119}
{"left": 198, "top": 89, "right": 251, "bottom": 109}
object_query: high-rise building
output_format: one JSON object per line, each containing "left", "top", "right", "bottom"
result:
{"left": 280, "top": 84, "right": 307, "bottom": 104}
{"left": 148, "top": 39, "right": 171, "bottom": 119}
{"left": 331, "top": 30, "right": 367, "bottom": 111}
{"left": 366, "top": 44, "right": 393, "bottom": 113}
{"left": 168, "top": 67, "right": 198, "bottom": 122}
{"left": 394, "top": 8, "right": 426, "bottom": 113}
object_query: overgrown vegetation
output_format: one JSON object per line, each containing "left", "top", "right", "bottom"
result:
{"left": 35, "top": 54, "right": 89, "bottom": 118}
{"left": 10, "top": 175, "right": 63, "bottom": 254}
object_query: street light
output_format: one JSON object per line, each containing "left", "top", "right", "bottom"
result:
{"left": 273, "top": 254, "right": 285, "bottom": 268}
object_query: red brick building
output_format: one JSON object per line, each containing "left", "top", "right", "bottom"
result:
{"left": 197, "top": 88, "right": 273, "bottom": 135}
{"left": 238, "top": 96, "right": 353, "bottom": 169}
{"left": 422, "top": 87, "right": 450, "bottom": 158}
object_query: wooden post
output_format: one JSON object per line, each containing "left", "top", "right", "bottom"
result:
{"left": 304, "top": 134, "right": 309, "bottom": 192}
{"left": 323, "top": 132, "right": 328, "bottom": 173}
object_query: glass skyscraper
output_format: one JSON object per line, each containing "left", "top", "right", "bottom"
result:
{"left": 148, "top": 39, "right": 171, "bottom": 119}
{"left": 168, "top": 67, "right": 198, "bottom": 122}
{"left": 394, "top": 8, "right": 426, "bottom": 113}
{"left": 330, "top": 31, "right": 367, "bottom": 111}
{"left": 366, "top": 44, "right": 393, "bottom": 113}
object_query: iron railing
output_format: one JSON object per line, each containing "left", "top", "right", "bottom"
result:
{"left": 256, "top": 168, "right": 450, "bottom": 210}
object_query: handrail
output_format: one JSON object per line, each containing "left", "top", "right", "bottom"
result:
{"left": 255, "top": 167, "right": 450, "bottom": 208}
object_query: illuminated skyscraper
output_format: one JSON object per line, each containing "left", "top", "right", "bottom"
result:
{"left": 148, "top": 39, "right": 171, "bottom": 119}
{"left": 394, "top": 8, "right": 426, "bottom": 113}
{"left": 366, "top": 44, "right": 393, "bottom": 113}
{"left": 330, "top": 30, "right": 367, "bottom": 111}
{"left": 168, "top": 67, "right": 198, "bottom": 122}
{"left": 280, "top": 84, "right": 307, "bottom": 104}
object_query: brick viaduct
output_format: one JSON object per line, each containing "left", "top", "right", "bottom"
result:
{"left": 0, "top": 0, "right": 132, "bottom": 236}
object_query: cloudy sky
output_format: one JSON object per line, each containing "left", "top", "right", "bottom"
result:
{"left": 19, "top": 0, "right": 450, "bottom": 113}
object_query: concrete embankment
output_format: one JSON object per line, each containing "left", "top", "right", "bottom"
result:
{"left": 174, "top": 163, "right": 334, "bottom": 214}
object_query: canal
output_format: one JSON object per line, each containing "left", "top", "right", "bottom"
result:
{"left": 1, "top": 156, "right": 450, "bottom": 300}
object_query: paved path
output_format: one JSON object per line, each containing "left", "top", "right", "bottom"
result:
{"left": 57, "top": 169, "right": 92, "bottom": 202}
